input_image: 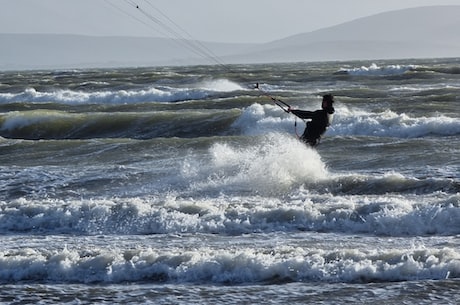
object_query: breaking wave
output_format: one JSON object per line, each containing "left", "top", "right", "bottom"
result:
{"left": 235, "top": 103, "right": 460, "bottom": 139}
{"left": 337, "top": 63, "right": 416, "bottom": 76}
{"left": 1, "top": 241, "right": 458, "bottom": 284}
{"left": 0, "top": 79, "right": 245, "bottom": 105}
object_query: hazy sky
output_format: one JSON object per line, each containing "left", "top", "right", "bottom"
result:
{"left": 1, "top": 0, "right": 459, "bottom": 43}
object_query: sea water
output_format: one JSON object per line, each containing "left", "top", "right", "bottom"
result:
{"left": 0, "top": 58, "right": 459, "bottom": 304}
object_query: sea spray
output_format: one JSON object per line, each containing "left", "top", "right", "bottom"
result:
{"left": 184, "top": 133, "right": 328, "bottom": 196}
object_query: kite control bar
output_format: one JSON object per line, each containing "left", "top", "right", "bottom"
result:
{"left": 254, "top": 83, "right": 291, "bottom": 113}
{"left": 254, "top": 82, "right": 304, "bottom": 138}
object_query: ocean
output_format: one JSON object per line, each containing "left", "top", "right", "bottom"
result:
{"left": 0, "top": 58, "right": 459, "bottom": 304}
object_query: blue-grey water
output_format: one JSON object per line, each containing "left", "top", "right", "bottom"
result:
{"left": 0, "top": 58, "right": 459, "bottom": 304}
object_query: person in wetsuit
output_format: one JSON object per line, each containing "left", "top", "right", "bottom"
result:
{"left": 288, "top": 94, "right": 335, "bottom": 146}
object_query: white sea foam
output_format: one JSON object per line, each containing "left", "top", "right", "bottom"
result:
{"left": 329, "top": 107, "right": 460, "bottom": 138}
{"left": 340, "top": 63, "right": 416, "bottom": 76}
{"left": 0, "top": 86, "right": 200, "bottom": 104}
{"left": 235, "top": 103, "right": 460, "bottom": 138}
{"left": 0, "top": 238, "right": 458, "bottom": 284}
{"left": 0, "top": 187, "right": 458, "bottom": 236}
{"left": 231, "top": 103, "right": 302, "bottom": 136}
{"left": 0, "top": 78, "right": 242, "bottom": 105}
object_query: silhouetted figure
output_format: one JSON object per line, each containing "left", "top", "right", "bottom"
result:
{"left": 288, "top": 94, "right": 335, "bottom": 146}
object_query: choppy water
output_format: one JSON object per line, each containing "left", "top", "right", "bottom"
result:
{"left": 0, "top": 58, "right": 459, "bottom": 304}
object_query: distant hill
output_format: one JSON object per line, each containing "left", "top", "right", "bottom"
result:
{"left": 233, "top": 5, "right": 460, "bottom": 63}
{"left": 1, "top": 5, "right": 459, "bottom": 70}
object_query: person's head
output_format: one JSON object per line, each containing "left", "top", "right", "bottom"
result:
{"left": 322, "top": 94, "right": 334, "bottom": 109}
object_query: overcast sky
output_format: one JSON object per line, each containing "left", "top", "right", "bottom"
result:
{"left": 1, "top": 0, "right": 459, "bottom": 43}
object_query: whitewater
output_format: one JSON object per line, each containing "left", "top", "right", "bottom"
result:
{"left": 0, "top": 58, "right": 459, "bottom": 304}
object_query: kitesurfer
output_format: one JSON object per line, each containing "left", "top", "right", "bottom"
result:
{"left": 288, "top": 94, "right": 335, "bottom": 146}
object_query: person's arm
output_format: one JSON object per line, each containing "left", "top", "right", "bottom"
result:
{"left": 289, "top": 109, "right": 315, "bottom": 119}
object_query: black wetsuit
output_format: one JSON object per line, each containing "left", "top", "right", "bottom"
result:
{"left": 290, "top": 107, "right": 334, "bottom": 146}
